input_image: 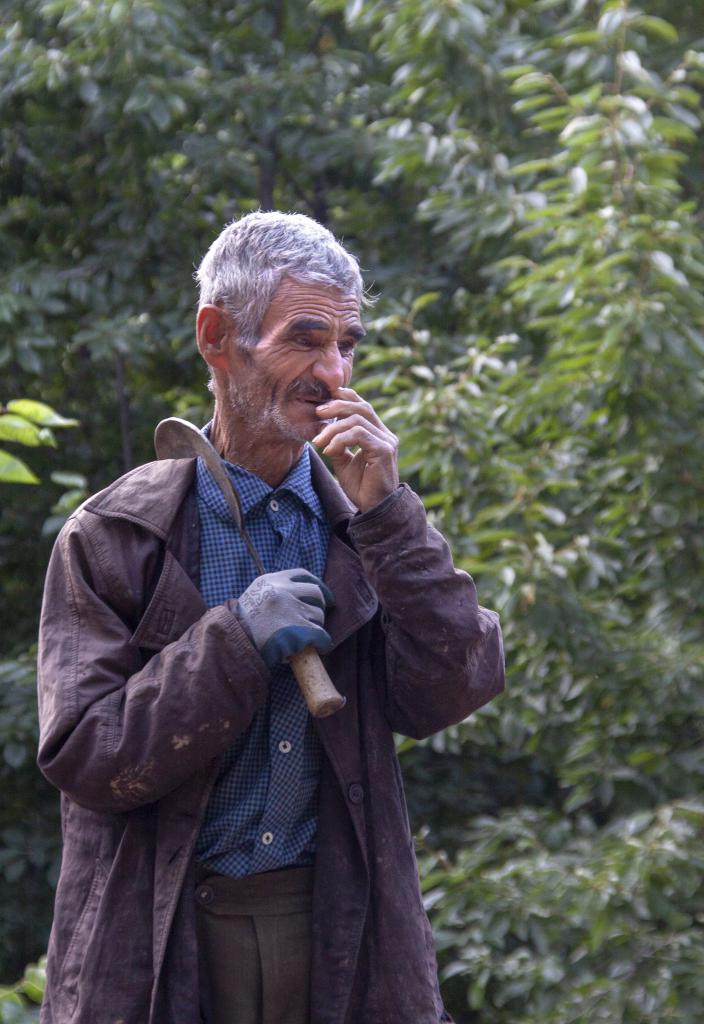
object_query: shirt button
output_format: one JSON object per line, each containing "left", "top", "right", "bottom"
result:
{"left": 348, "top": 783, "right": 364, "bottom": 805}
{"left": 269, "top": 499, "right": 279, "bottom": 512}
{"left": 262, "top": 831, "right": 274, "bottom": 846}
{"left": 196, "top": 885, "right": 214, "bottom": 906}
{"left": 278, "top": 739, "right": 292, "bottom": 754}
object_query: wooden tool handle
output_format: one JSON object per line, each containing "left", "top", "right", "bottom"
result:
{"left": 289, "top": 647, "right": 346, "bottom": 719}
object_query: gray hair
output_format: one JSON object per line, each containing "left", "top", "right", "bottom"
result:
{"left": 195, "top": 211, "right": 365, "bottom": 346}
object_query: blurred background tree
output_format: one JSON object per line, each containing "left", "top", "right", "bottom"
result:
{"left": 1, "top": 0, "right": 703, "bottom": 1020}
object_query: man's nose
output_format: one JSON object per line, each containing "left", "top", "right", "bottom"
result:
{"left": 312, "top": 345, "right": 347, "bottom": 392}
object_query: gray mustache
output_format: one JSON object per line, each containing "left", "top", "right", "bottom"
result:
{"left": 286, "top": 380, "right": 331, "bottom": 403}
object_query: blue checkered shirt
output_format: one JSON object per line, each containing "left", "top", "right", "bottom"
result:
{"left": 194, "top": 443, "right": 329, "bottom": 878}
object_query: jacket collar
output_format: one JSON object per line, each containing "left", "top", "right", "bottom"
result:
{"left": 83, "top": 458, "right": 198, "bottom": 541}
{"left": 309, "top": 447, "right": 358, "bottom": 527}
{"left": 84, "top": 445, "right": 357, "bottom": 539}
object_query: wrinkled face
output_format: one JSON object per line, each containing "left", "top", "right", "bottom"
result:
{"left": 225, "top": 277, "right": 365, "bottom": 446}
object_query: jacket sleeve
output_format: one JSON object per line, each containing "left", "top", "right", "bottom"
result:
{"left": 348, "top": 484, "right": 505, "bottom": 740}
{"left": 37, "top": 513, "right": 269, "bottom": 814}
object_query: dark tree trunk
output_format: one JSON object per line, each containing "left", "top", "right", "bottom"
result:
{"left": 114, "top": 350, "right": 133, "bottom": 472}
{"left": 258, "top": 156, "right": 276, "bottom": 211}
{"left": 311, "top": 174, "right": 328, "bottom": 224}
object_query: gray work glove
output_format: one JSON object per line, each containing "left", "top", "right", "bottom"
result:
{"left": 235, "top": 569, "right": 335, "bottom": 671}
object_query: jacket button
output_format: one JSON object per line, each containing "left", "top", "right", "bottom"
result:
{"left": 196, "top": 884, "right": 214, "bottom": 906}
{"left": 348, "top": 783, "right": 364, "bottom": 805}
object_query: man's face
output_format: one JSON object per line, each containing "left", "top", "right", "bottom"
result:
{"left": 224, "top": 277, "right": 365, "bottom": 447}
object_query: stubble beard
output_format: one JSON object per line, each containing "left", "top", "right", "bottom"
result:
{"left": 224, "top": 373, "right": 330, "bottom": 448}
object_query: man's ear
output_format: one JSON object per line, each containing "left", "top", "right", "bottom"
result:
{"left": 196, "top": 305, "right": 235, "bottom": 371}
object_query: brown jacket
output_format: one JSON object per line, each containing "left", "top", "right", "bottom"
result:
{"left": 37, "top": 453, "right": 505, "bottom": 1023}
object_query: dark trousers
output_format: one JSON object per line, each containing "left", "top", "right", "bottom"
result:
{"left": 195, "top": 865, "right": 314, "bottom": 1024}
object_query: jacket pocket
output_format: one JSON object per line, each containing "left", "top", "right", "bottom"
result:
{"left": 58, "top": 857, "right": 108, "bottom": 1018}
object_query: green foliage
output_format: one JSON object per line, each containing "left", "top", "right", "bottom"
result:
{"left": 421, "top": 802, "right": 704, "bottom": 1022}
{"left": 0, "top": 655, "right": 59, "bottom": 985}
{"left": 0, "top": 957, "right": 45, "bottom": 1023}
{"left": 1, "top": 0, "right": 703, "bottom": 1018}
{"left": 0, "top": 401, "right": 77, "bottom": 484}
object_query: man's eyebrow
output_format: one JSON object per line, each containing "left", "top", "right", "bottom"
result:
{"left": 286, "top": 317, "right": 366, "bottom": 341}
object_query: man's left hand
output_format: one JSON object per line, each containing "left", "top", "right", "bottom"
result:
{"left": 312, "top": 387, "right": 399, "bottom": 513}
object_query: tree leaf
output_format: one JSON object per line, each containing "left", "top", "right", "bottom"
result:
{"left": 0, "top": 450, "right": 39, "bottom": 484}
{"left": 5, "top": 400, "right": 78, "bottom": 428}
{"left": 0, "top": 416, "right": 43, "bottom": 447}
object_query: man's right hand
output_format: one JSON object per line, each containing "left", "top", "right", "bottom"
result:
{"left": 234, "top": 569, "right": 335, "bottom": 671}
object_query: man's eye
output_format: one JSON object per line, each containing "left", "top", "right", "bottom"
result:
{"left": 339, "top": 341, "right": 357, "bottom": 357}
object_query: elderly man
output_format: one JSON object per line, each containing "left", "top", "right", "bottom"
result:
{"left": 37, "top": 212, "right": 505, "bottom": 1024}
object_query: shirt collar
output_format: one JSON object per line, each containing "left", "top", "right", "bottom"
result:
{"left": 277, "top": 446, "right": 324, "bottom": 521}
{"left": 197, "top": 425, "right": 324, "bottom": 523}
